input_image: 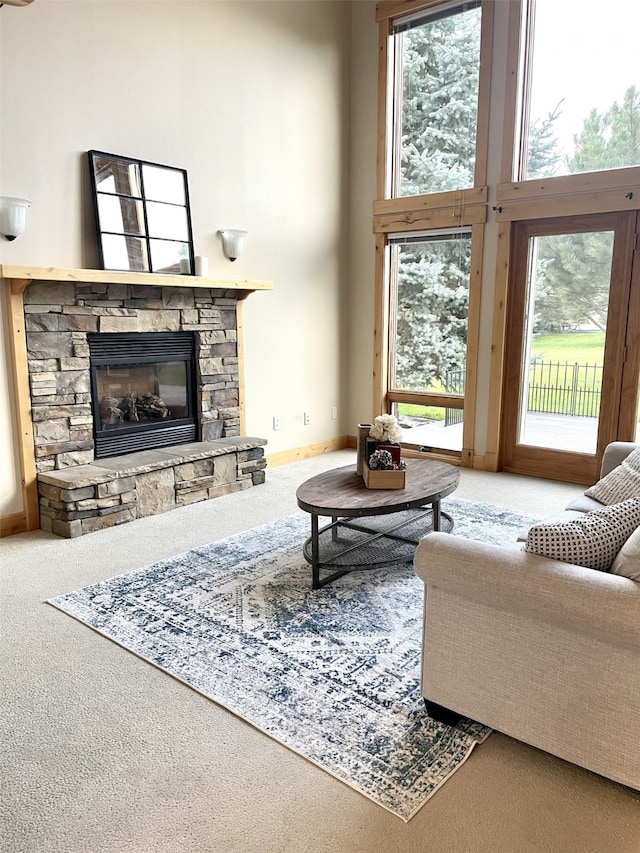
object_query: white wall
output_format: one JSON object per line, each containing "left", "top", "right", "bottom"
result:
{"left": 0, "top": 0, "right": 380, "bottom": 516}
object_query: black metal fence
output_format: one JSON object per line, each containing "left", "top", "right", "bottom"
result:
{"left": 443, "top": 359, "right": 602, "bottom": 427}
{"left": 444, "top": 367, "right": 465, "bottom": 427}
{"left": 527, "top": 359, "right": 602, "bottom": 418}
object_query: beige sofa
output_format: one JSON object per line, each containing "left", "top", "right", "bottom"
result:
{"left": 413, "top": 443, "right": 640, "bottom": 791}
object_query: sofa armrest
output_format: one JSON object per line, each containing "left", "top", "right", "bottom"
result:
{"left": 601, "top": 441, "right": 638, "bottom": 477}
{"left": 414, "top": 532, "right": 640, "bottom": 650}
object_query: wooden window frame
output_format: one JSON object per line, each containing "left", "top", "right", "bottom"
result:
{"left": 373, "top": 0, "right": 494, "bottom": 466}
{"left": 500, "top": 212, "right": 637, "bottom": 484}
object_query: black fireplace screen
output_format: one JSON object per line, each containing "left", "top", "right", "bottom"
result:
{"left": 88, "top": 332, "right": 197, "bottom": 458}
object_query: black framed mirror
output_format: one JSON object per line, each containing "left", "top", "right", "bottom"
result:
{"left": 88, "top": 150, "right": 195, "bottom": 274}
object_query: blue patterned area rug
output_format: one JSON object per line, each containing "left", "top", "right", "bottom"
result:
{"left": 48, "top": 497, "right": 535, "bottom": 821}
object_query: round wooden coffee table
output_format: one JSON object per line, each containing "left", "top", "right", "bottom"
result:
{"left": 296, "top": 458, "right": 459, "bottom": 588}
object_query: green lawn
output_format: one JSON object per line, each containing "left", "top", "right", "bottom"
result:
{"left": 530, "top": 331, "right": 605, "bottom": 365}
{"left": 397, "top": 403, "right": 447, "bottom": 421}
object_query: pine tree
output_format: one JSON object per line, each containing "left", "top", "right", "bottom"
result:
{"left": 393, "top": 9, "right": 479, "bottom": 390}
{"left": 395, "top": 238, "right": 470, "bottom": 390}
{"left": 570, "top": 86, "right": 640, "bottom": 173}
{"left": 535, "top": 86, "right": 640, "bottom": 332}
{"left": 527, "top": 102, "right": 564, "bottom": 179}
{"left": 533, "top": 232, "right": 614, "bottom": 333}
{"left": 399, "top": 9, "right": 480, "bottom": 195}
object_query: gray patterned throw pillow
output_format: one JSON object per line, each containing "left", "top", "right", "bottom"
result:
{"left": 585, "top": 448, "right": 640, "bottom": 505}
{"left": 524, "top": 497, "right": 640, "bottom": 571}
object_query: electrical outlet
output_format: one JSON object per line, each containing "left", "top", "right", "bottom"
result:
{"left": 303, "top": 412, "right": 311, "bottom": 426}
{"left": 331, "top": 406, "right": 338, "bottom": 420}
{"left": 272, "top": 416, "right": 281, "bottom": 431}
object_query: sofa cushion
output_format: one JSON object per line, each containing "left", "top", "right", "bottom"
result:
{"left": 610, "top": 524, "right": 640, "bottom": 581}
{"left": 565, "top": 494, "right": 605, "bottom": 513}
{"left": 585, "top": 448, "right": 640, "bottom": 505}
{"left": 524, "top": 498, "right": 640, "bottom": 571}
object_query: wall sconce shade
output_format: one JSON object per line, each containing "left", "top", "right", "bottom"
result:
{"left": 218, "top": 229, "right": 247, "bottom": 262}
{"left": 0, "top": 197, "right": 31, "bottom": 240}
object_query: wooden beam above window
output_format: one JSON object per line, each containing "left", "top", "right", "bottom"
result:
{"left": 373, "top": 202, "right": 487, "bottom": 233}
{"left": 495, "top": 168, "right": 640, "bottom": 221}
{"left": 374, "top": 186, "right": 487, "bottom": 217}
{"left": 376, "top": 0, "right": 449, "bottom": 24}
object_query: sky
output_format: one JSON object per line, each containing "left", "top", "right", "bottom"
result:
{"left": 528, "top": 0, "right": 639, "bottom": 171}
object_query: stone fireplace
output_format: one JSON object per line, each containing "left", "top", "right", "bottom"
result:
{"left": 3, "top": 266, "right": 271, "bottom": 538}
{"left": 24, "top": 277, "right": 245, "bottom": 468}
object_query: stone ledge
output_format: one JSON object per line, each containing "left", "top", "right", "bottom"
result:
{"left": 38, "top": 437, "right": 267, "bottom": 488}
{"left": 37, "top": 437, "right": 267, "bottom": 538}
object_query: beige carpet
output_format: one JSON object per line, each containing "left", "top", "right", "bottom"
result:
{"left": 2, "top": 449, "right": 639, "bottom": 853}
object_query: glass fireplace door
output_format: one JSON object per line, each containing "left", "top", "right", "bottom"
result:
{"left": 88, "top": 332, "right": 196, "bottom": 458}
{"left": 96, "top": 361, "right": 189, "bottom": 431}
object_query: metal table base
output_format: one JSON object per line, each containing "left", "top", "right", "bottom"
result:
{"left": 303, "top": 504, "right": 453, "bottom": 589}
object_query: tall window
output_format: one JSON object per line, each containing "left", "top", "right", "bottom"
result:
{"left": 375, "top": 0, "right": 488, "bottom": 459}
{"left": 388, "top": 230, "right": 470, "bottom": 452}
{"left": 522, "top": 0, "right": 640, "bottom": 180}
{"left": 391, "top": 0, "right": 482, "bottom": 196}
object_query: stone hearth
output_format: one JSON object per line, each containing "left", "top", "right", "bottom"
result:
{"left": 37, "top": 438, "right": 266, "bottom": 538}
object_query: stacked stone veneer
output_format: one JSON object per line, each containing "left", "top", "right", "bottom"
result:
{"left": 20, "top": 278, "right": 267, "bottom": 536}
{"left": 37, "top": 438, "right": 267, "bottom": 538}
{"left": 24, "top": 279, "right": 244, "bottom": 467}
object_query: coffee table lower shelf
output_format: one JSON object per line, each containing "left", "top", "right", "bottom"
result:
{"left": 303, "top": 507, "right": 453, "bottom": 589}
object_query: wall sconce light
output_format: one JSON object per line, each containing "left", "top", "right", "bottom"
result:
{"left": 0, "top": 197, "right": 31, "bottom": 241}
{"left": 218, "top": 229, "right": 247, "bottom": 262}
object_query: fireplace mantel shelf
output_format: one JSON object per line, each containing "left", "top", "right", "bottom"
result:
{"left": 0, "top": 264, "right": 273, "bottom": 298}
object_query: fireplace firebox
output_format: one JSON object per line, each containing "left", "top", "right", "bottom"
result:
{"left": 88, "top": 332, "right": 197, "bottom": 458}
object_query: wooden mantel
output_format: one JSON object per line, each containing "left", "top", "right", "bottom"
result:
{"left": 1, "top": 265, "right": 272, "bottom": 537}
{"left": 0, "top": 264, "right": 273, "bottom": 299}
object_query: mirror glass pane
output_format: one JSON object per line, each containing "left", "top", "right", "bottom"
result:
{"left": 149, "top": 239, "right": 190, "bottom": 274}
{"left": 142, "top": 164, "right": 186, "bottom": 204}
{"left": 97, "top": 194, "right": 145, "bottom": 236}
{"left": 146, "top": 201, "right": 189, "bottom": 240}
{"left": 101, "top": 234, "right": 150, "bottom": 272}
{"left": 93, "top": 156, "right": 142, "bottom": 197}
